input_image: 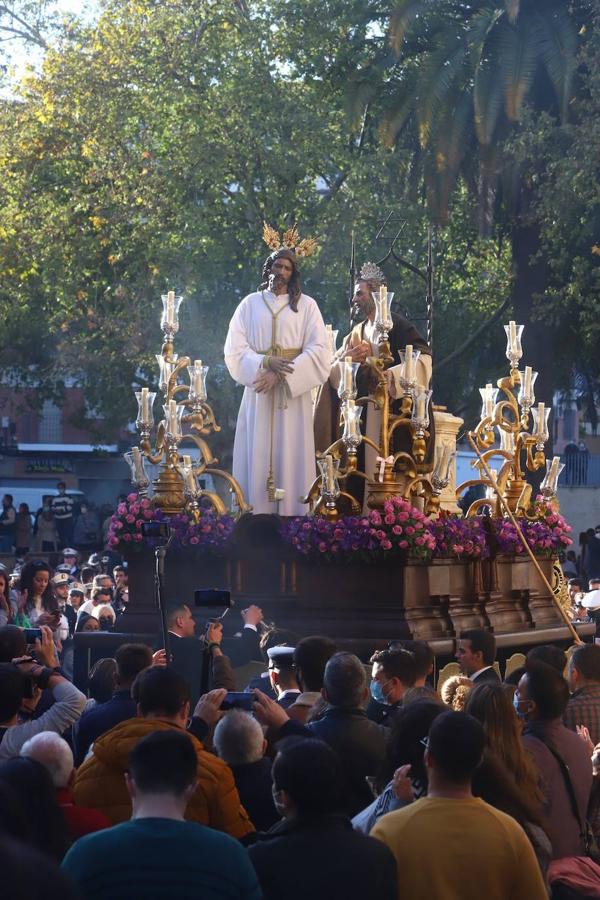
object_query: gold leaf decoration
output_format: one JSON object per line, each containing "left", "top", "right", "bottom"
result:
{"left": 262, "top": 221, "right": 281, "bottom": 251}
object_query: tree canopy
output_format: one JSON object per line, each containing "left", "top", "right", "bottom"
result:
{"left": 0, "top": 0, "right": 597, "bottom": 446}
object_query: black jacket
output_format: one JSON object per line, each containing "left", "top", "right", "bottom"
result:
{"left": 279, "top": 707, "right": 388, "bottom": 817}
{"left": 230, "top": 757, "right": 279, "bottom": 832}
{"left": 248, "top": 814, "right": 397, "bottom": 900}
{"left": 471, "top": 667, "right": 501, "bottom": 685}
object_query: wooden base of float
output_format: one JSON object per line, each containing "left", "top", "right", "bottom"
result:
{"left": 118, "top": 514, "right": 593, "bottom": 660}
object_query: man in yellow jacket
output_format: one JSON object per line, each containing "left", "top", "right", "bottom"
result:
{"left": 74, "top": 667, "right": 254, "bottom": 840}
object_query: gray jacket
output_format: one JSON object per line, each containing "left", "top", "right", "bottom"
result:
{"left": 0, "top": 678, "right": 86, "bottom": 760}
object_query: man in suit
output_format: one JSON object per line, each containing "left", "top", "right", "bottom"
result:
{"left": 165, "top": 603, "right": 234, "bottom": 705}
{"left": 456, "top": 629, "right": 500, "bottom": 684}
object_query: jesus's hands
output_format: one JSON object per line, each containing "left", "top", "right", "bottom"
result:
{"left": 254, "top": 370, "right": 280, "bottom": 393}
{"left": 267, "top": 356, "right": 295, "bottom": 375}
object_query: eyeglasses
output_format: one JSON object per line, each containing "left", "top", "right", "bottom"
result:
{"left": 420, "top": 736, "right": 429, "bottom": 749}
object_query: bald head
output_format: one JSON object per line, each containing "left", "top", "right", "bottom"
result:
{"left": 20, "top": 731, "right": 74, "bottom": 788}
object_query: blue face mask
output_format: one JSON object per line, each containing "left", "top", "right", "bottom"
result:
{"left": 370, "top": 679, "right": 390, "bottom": 706}
{"left": 513, "top": 694, "right": 528, "bottom": 720}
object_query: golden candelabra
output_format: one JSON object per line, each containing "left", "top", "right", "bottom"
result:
{"left": 124, "top": 291, "right": 250, "bottom": 520}
{"left": 456, "top": 320, "right": 564, "bottom": 518}
{"left": 306, "top": 286, "right": 453, "bottom": 519}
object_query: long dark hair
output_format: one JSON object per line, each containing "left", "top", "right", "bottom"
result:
{"left": 19, "top": 560, "right": 57, "bottom": 616}
{"left": 0, "top": 758, "right": 71, "bottom": 860}
{"left": 260, "top": 248, "right": 302, "bottom": 312}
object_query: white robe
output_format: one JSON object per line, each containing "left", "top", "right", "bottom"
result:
{"left": 224, "top": 290, "right": 330, "bottom": 516}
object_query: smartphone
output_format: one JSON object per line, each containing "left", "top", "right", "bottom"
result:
{"left": 24, "top": 628, "right": 42, "bottom": 644}
{"left": 194, "top": 588, "right": 232, "bottom": 608}
{"left": 220, "top": 692, "right": 254, "bottom": 712}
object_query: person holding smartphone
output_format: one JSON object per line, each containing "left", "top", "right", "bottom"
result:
{"left": 0, "top": 625, "right": 86, "bottom": 760}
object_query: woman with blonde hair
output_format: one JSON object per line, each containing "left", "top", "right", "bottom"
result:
{"left": 465, "top": 681, "right": 544, "bottom": 807}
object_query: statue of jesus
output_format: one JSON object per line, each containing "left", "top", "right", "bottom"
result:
{"left": 224, "top": 236, "right": 330, "bottom": 516}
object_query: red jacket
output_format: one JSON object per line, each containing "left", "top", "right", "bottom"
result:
{"left": 57, "top": 787, "right": 111, "bottom": 841}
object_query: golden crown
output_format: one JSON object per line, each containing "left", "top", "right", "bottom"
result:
{"left": 262, "top": 222, "right": 319, "bottom": 258}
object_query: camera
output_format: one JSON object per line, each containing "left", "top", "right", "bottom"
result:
{"left": 141, "top": 521, "right": 171, "bottom": 541}
{"left": 219, "top": 692, "right": 254, "bottom": 712}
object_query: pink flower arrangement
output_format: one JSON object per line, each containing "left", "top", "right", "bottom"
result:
{"left": 107, "top": 494, "right": 234, "bottom": 555}
{"left": 429, "top": 512, "right": 488, "bottom": 561}
{"left": 282, "top": 496, "right": 436, "bottom": 563}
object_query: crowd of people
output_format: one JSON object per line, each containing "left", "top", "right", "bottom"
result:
{"left": 0, "top": 541, "right": 599, "bottom": 900}
{"left": 1, "top": 482, "right": 600, "bottom": 897}
{"left": 0, "top": 484, "right": 116, "bottom": 558}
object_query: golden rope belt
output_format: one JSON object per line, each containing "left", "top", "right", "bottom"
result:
{"left": 255, "top": 292, "right": 302, "bottom": 502}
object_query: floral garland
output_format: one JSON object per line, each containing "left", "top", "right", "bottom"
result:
{"left": 428, "top": 511, "right": 488, "bottom": 561}
{"left": 491, "top": 498, "right": 573, "bottom": 557}
{"left": 108, "top": 493, "right": 235, "bottom": 554}
{"left": 108, "top": 493, "right": 572, "bottom": 564}
{"left": 281, "top": 496, "right": 436, "bottom": 564}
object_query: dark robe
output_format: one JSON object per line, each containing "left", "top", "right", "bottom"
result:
{"left": 313, "top": 312, "right": 433, "bottom": 505}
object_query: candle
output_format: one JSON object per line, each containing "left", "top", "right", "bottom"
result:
{"left": 140, "top": 387, "right": 149, "bottom": 422}
{"left": 405, "top": 345, "right": 413, "bottom": 383}
{"left": 344, "top": 356, "right": 353, "bottom": 393}
{"left": 166, "top": 290, "right": 175, "bottom": 326}
{"left": 168, "top": 399, "right": 178, "bottom": 435}
{"left": 325, "top": 454, "right": 335, "bottom": 493}
{"left": 131, "top": 446, "right": 144, "bottom": 481}
{"left": 182, "top": 455, "right": 196, "bottom": 494}
{"left": 509, "top": 320, "right": 517, "bottom": 352}
{"left": 523, "top": 365, "right": 532, "bottom": 398}
{"left": 536, "top": 402, "right": 545, "bottom": 437}
{"left": 484, "top": 383, "right": 494, "bottom": 417}
{"left": 416, "top": 393, "right": 426, "bottom": 421}
{"left": 380, "top": 284, "right": 388, "bottom": 322}
{"left": 193, "top": 359, "right": 203, "bottom": 397}
{"left": 549, "top": 455, "right": 560, "bottom": 487}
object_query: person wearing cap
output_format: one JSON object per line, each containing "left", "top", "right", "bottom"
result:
{"left": 62, "top": 549, "right": 80, "bottom": 578}
{"left": 577, "top": 587, "right": 600, "bottom": 617}
{"left": 267, "top": 646, "right": 301, "bottom": 710}
{"left": 52, "top": 573, "right": 76, "bottom": 639}
{"left": 67, "top": 583, "right": 85, "bottom": 613}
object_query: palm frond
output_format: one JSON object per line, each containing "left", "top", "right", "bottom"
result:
{"left": 497, "top": 18, "right": 539, "bottom": 121}
{"left": 473, "top": 46, "right": 505, "bottom": 146}
{"left": 380, "top": 79, "right": 417, "bottom": 147}
{"left": 504, "top": 0, "right": 520, "bottom": 25}
{"left": 415, "top": 35, "right": 467, "bottom": 149}
{"left": 389, "top": 0, "right": 433, "bottom": 56}
{"left": 531, "top": 8, "right": 577, "bottom": 121}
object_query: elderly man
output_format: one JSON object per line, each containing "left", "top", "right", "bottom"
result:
{"left": 21, "top": 731, "right": 111, "bottom": 839}
{"left": 224, "top": 235, "right": 330, "bottom": 515}
{"left": 214, "top": 709, "right": 279, "bottom": 831}
{"left": 254, "top": 652, "right": 388, "bottom": 817}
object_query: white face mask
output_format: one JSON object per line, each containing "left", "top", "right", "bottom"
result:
{"left": 272, "top": 786, "right": 287, "bottom": 817}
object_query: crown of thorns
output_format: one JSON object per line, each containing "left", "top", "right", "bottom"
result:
{"left": 262, "top": 222, "right": 319, "bottom": 258}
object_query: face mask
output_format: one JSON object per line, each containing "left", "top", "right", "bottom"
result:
{"left": 370, "top": 678, "right": 391, "bottom": 706}
{"left": 513, "top": 694, "right": 529, "bottom": 720}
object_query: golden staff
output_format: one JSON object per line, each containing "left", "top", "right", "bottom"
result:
{"left": 467, "top": 432, "right": 582, "bottom": 645}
